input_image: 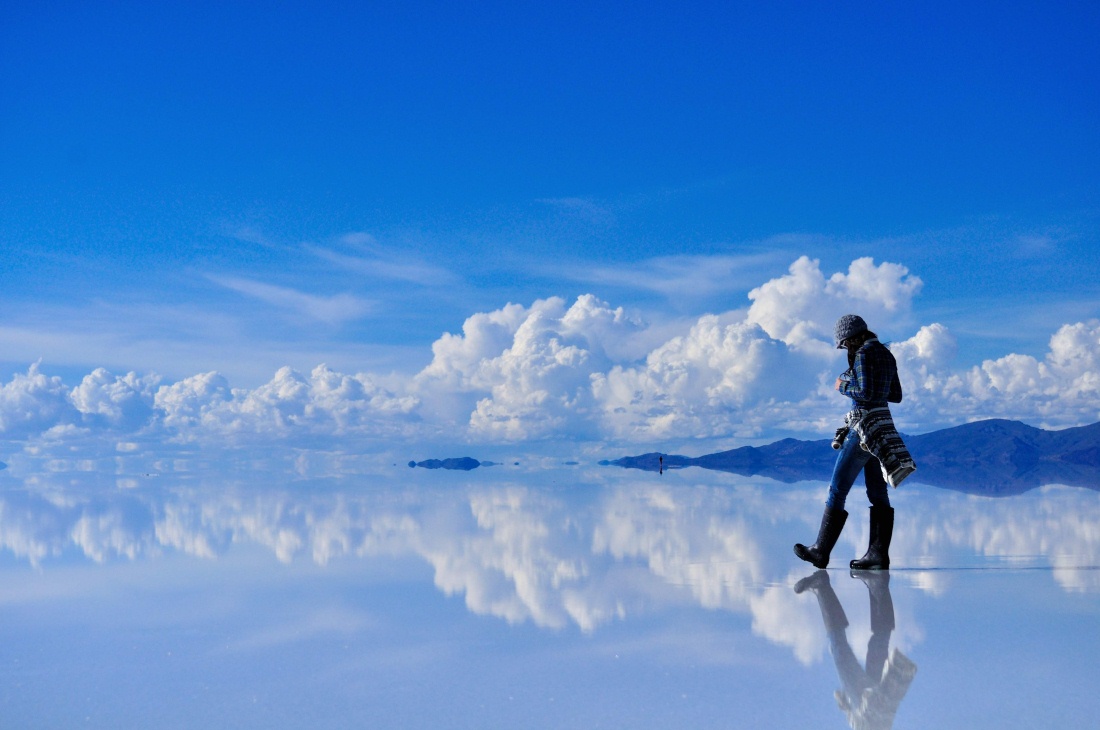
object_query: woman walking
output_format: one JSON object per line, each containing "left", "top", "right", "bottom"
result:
{"left": 794, "top": 315, "right": 915, "bottom": 570}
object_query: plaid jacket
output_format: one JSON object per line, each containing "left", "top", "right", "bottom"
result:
{"left": 838, "top": 338, "right": 903, "bottom": 407}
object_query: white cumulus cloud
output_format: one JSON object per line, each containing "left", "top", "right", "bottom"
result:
{"left": 0, "top": 258, "right": 1096, "bottom": 447}
{"left": 890, "top": 320, "right": 1100, "bottom": 430}
{"left": 70, "top": 369, "right": 160, "bottom": 430}
{"left": 592, "top": 316, "right": 822, "bottom": 440}
{"left": 415, "top": 295, "right": 643, "bottom": 440}
{"left": 746, "top": 255, "right": 922, "bottom": 352}
{"left": 154, "top": 365, "right": 418, "bottom": 442}
{"left": 0, "top": 363, "right": 80, "bottom": 438}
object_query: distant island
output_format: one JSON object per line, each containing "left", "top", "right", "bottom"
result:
{"left": 408, "top": 457, "right": 485, "bottom": 471}
{"left": 602, "top": 419, "right": 1100, "bottom": 496}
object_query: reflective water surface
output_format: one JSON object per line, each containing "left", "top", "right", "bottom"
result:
{"left": 1, "top": 459, "right": 1098, "bottom": 728}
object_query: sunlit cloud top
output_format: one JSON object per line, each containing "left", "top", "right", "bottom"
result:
{"left": 1, "top": 257, "right": 1097, "bottom": 451}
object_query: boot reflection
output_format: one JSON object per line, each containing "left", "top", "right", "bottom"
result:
{"left": 793, "top": 570, "right": 917, "bottom": 730}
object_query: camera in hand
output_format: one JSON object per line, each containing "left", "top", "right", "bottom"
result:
{"left": 832, "top": 425, "right": 850, "bottom": 450}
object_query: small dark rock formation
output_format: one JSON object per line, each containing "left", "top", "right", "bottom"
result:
{"left": 408, "top": 457, "right": 481, "bottom": 471}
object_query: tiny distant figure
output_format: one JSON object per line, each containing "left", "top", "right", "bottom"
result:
{"left": 659, "top": 455, "right": 663, "bottom": 475}
{"left": 794, "top": 315, "right": 916, "bottom": 570}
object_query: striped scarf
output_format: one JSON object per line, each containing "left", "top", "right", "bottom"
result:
{"left": 848, "top": 406, "right": 917, "bottom": 488}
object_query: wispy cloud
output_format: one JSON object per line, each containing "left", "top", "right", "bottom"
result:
{"left": 302, "top": 243, "right": 459, "bottom": 287}
{"left": 207, "top": 275, "right": 374, "bottom": 324}
{"left": 536, "top": 197, "right": 617, "bottom": 226}
{"left": 552, "top": 249, "right": 793, "bottom": 301}
{"left": 221, "top": 224, "right": 288, "bottom": 251}
{"left": 1010, "top": 233, "right": 1058, "bottom": 259}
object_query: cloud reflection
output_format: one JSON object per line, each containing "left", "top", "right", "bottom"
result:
{"left": 1, "top": 475, "right": 1097, "bottom": 657}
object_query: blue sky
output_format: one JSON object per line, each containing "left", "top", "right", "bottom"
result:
{"left": 2, "top": 1, "right": 1099, "bottom": 447}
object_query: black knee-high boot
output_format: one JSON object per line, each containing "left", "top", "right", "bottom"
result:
{"left": 794, "top": 506, "right": 848, "bottom": 569}
{"left": 850, "top": 505, "right": 894, "bottom": 570}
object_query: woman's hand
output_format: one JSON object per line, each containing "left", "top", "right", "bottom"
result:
{"left": 835, "top": 377, "right": 844, "bottom": 391}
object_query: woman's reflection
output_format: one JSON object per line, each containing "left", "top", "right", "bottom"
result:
{"left": 794, "top": 570, "right": 917, "bottom": 730}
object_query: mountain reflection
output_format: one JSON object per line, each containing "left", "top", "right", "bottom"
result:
{"left": 608, "top": 419, "right": 1100, "bottom": 496}
{"left": 1, "top": 473, "right": 1098, "bottom": 650}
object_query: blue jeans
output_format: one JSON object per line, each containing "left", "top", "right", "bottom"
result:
{"left": 826, "top": 433, "right": 891, "bottom": 510}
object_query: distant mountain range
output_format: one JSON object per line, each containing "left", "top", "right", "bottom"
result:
{"left": 602, "top": 419, "right": 1100, "bottom": 496}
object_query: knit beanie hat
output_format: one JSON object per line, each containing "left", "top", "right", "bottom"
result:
{"left": 834, "top": 314, "right": 868, "bottom": 348}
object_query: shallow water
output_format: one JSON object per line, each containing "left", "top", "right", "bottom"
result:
{"left": 1, "top": 461, "right": 1097, "bottom": 728}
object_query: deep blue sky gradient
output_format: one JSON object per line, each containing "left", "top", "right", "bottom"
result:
{"left": 2, "top": 1, "right": 1099, "bottom": 382}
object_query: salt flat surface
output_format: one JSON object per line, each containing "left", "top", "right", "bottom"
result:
{"left": 0, "top": 461, "right": 1097, "bottom": 728}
